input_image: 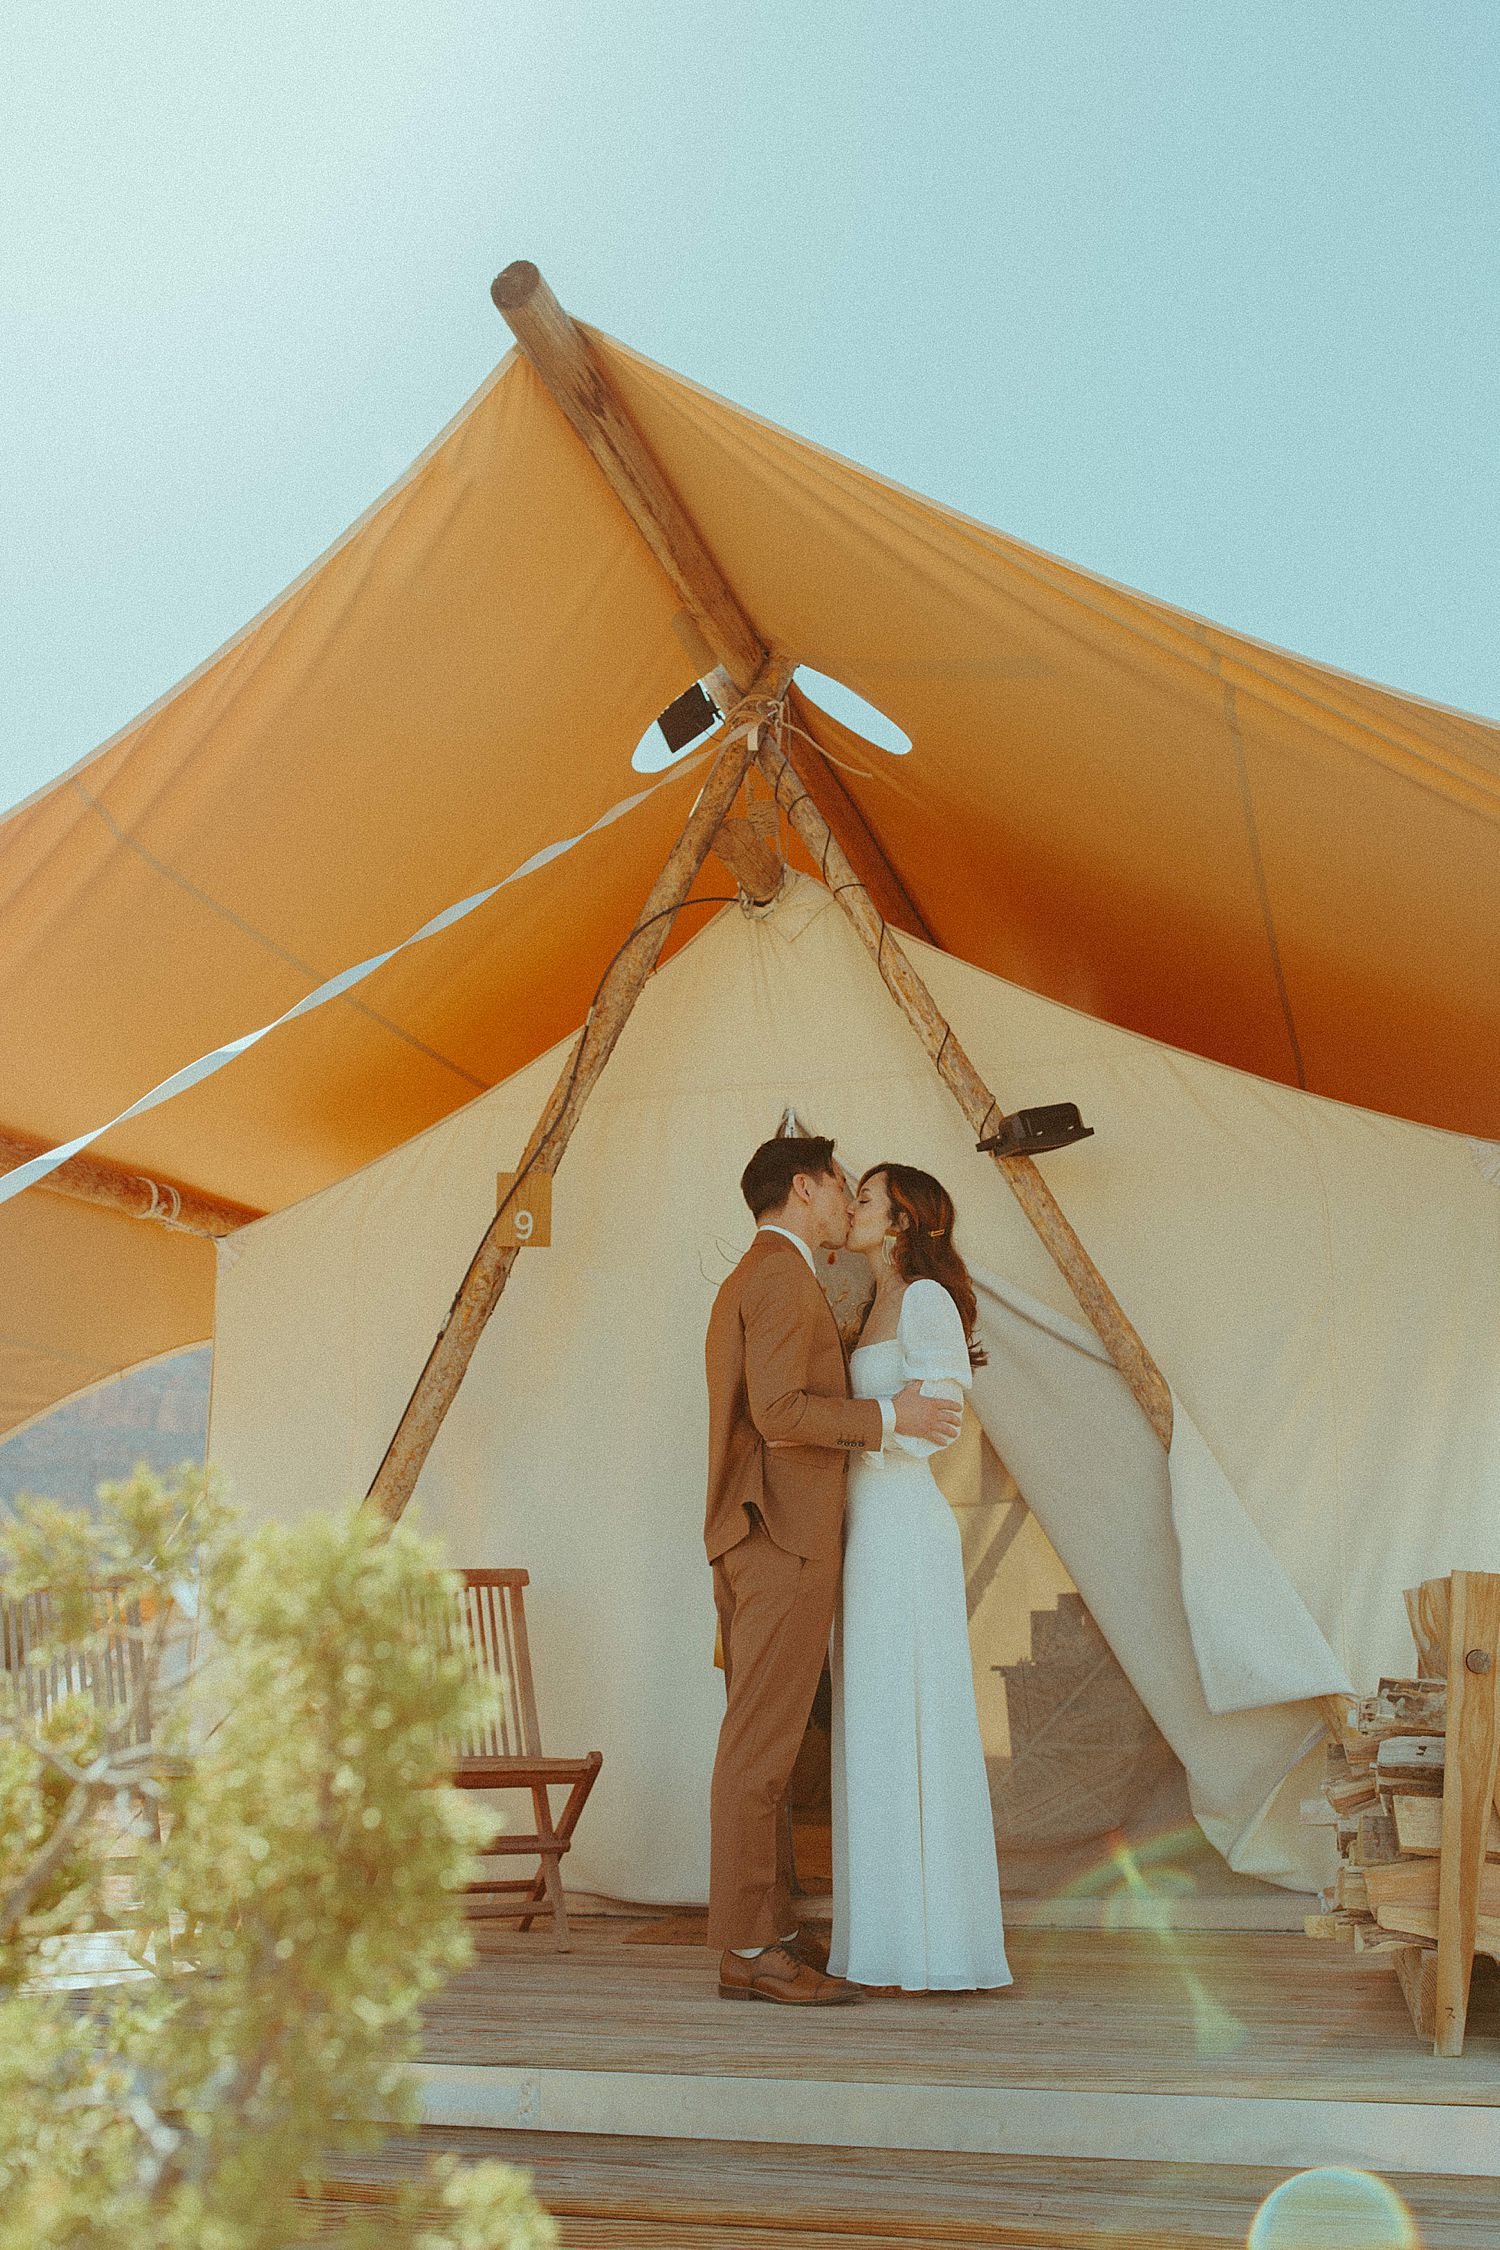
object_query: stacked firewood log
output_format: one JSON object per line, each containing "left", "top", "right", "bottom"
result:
{"left": 1303, "top": 1678, "right": 1456, "bottom": 1961}
{"left": 1306, "top": 1575, "right": 1500, "bottom": 2052}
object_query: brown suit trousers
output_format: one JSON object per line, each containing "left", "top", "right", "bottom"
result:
{"left": 704, "top": 1232, "right": 882, "bottom": 1949}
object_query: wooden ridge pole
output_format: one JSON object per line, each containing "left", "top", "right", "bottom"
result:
{"left": 0, "top": 1124, "right": 261, "bottom": 1239}
{"left": 757, "top": 734, "right": 1175, "bottom": 1451}
{"left": 491, "top": 262, "right": 1171, "bottom": 1449}
{"left": 364, "top": 663, "right": 791, "bottom": 1524}
{"left": 494, "top": 260, "right": 934, "bottom": 943}
{"left": 492, "top": 261, "right": 765, "bottom": 693}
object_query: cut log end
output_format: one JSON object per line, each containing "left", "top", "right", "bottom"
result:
{"left": 491, "top": 260, "right": 542, "bottom": 312}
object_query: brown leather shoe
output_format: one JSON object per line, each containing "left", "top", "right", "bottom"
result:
{"left": 785, "top": 1925, "right": 832, "bottom": 1974}
{"left": 718, "top": 1945, "right": 861, "bottom": 2005}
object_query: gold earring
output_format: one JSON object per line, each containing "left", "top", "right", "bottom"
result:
{"left": 881, "top": 1233, "right": 896, "bottom": 1268}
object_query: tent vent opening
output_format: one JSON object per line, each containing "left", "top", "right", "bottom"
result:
{"left": 795, "top": 667, "right": 912, "bottom": 757}
{"left": 631, "top": 679, "right": 723, "bottom": 772}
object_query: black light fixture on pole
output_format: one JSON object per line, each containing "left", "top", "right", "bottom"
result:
{"left": 656, "top": 681, "right": 722, "bottom": 756}
{"left": 977, "top": 1103, "right": 1094, "bottom": 1159}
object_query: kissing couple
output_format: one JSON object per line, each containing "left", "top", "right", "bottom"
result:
{"left": 704, "top": 1133, "right": 1012, "bottom": 2003}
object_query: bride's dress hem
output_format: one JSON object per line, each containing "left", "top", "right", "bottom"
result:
{"left": 830, "top": 1968, "right": 1015, "bottom": 1993}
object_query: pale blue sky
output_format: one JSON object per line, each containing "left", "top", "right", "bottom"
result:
{"left": 3, "top": 2, "right": 1496, "bottom": 816}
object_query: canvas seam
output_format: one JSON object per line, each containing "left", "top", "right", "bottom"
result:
{"left": 1218, "top": 674, "right": 1308, "bottom": 1092}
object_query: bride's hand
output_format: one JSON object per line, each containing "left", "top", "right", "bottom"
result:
{"left": 893, "top": 1381, "right": 962, "bottom": 1446}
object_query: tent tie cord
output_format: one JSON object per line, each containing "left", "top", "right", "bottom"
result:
{"left": 131, "top": 1175, "right": 183, "bottom": 1228}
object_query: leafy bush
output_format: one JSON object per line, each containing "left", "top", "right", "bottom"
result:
{"left": 0, "top": 1466, "right": 556, "bottom": 2250}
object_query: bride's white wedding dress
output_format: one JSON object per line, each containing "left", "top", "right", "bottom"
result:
{"left": 828, "top": 1278, "right": 1011, "bottom": 1991}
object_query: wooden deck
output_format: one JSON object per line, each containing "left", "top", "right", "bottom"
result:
{"left": 423, "top": 1917, "right": 1500, "bottom": 2108}
{"left": 295, "top": 1921, "right": 1500, "bottom": 2244}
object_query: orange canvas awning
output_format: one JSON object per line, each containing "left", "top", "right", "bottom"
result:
{"left": 3, "top": 321, "right": 1498, "bottom": 1436}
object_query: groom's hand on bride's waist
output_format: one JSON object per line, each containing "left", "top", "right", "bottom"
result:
{"left": 893, "top": 1382, "right": 962, "bottom": 1445}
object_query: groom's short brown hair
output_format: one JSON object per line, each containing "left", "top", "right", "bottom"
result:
{"left": 740, "top": 1135, "right": 837, "bottom": 1221}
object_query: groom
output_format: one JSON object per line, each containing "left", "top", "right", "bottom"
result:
{"left": 703, "top": 1134, "right": 961, "bottom": 2003}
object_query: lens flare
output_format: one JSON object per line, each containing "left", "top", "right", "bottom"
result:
{"left": 1105, "top": 1835, "right": 1247, "bottom": 2057}
{"left": 1248, "top": 2168, "right": 1418, "bottom": 2248}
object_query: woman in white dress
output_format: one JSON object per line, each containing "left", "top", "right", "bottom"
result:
{"left": 828, "top": 1162, "right": 1011, "bottom": 1994}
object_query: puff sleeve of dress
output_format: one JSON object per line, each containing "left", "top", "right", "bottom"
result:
{"left": 891, "top": 1278, "right": 973, "bottom": 1458}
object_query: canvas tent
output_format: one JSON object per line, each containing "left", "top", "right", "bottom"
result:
{"left": 4, "top": 270, "right": 1500, "bottom": 1901}
{"left": 209, "top": 872, "right": 1500, "bottom": 1898}
{"left": 4, "top": 275, "right": 1500, "bottom": 1443}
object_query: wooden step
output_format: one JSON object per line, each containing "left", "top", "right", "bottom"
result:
{"left": 302, "top": 2130, "right": 1500, "bottom": 2249}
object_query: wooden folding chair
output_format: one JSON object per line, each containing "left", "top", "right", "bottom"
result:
{"left": 1, "top": 1581, "right": 172, "bottom": 1967}
{"left": 1, "top": 1581, "right": 154, "bottom": 1742}
{"left": 449, "top": 1569, "right": 602, "bottom": 1951}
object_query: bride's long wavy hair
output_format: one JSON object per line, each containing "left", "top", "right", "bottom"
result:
{"left": 860, "top": 1161, "right": 987, "bottom": 1368}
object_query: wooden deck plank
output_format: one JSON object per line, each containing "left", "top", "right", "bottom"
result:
{"left": 311, "top": 2127, "right": 1500, "bottom": 2248}
{"left": 419, "top": 1926, "right": 1500, "bottom": 2107}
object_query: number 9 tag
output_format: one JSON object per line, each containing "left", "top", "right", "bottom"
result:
{"left": 495, "top": 1171, "right": 552, "bottom": 1247}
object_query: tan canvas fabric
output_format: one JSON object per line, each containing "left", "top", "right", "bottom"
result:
{"left": 4, "top": 327, "right": 1500, "bottom": 1434}
{"left": 0, "top": 1190, "right": 214, "bottom": 1441}
{"left": 207, "top": 880, "right": 1500, "bottom": 1899}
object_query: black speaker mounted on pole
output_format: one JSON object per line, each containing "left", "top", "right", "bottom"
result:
{"left": 977, "top": 1103, "right": 1094, "bottom": 1159}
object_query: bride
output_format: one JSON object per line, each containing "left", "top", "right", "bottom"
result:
{"left": 828, "top": 1161, "right": 1012, "bottom": 1994}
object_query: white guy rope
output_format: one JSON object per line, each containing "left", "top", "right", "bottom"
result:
{"left": 0, "top": 748, "right": 718, "bottom": 1214}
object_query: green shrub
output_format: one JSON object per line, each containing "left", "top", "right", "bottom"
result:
{"left": 0, "top": 1466, "right": 556, "bottom": 2250}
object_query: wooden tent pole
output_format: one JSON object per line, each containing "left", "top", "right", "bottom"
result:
{"left": 482, "top": 259, "right": 1352, "bottom": 1733}
{"left": 0, "top": 1124, "right": 261, "bottom": 1239}
{"left": 768, "top": 771, "right": 1352, "bottom": 1736}
{"left": 491, "top": 261, "right": 1170, "bottom": 1449}
{"left": 364, "top": 662, "right": 791, "bottom": 1525}
{"left": 493, "top": 261, "right": 935, "bottom": 943}
{"left": 776, "top": 691, "right": 937, "bottom": 943}
{"left": 757, "top": 733, "right": 1175, "bottom": 1451}
{"left": 708, "top": 670, "right": 935, "bottom": 941}
{"left": 492, "top": 262, "right": 765, "bottom": 693}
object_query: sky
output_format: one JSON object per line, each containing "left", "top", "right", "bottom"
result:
{"left": 3, "top": 1, "right": 1497, "bottom": 817}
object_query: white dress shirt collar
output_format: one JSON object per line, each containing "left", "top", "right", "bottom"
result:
{"left": 756, "top": 1224, "right": 818, "bottom": 1275}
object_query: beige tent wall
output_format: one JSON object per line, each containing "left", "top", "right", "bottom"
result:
{"left": 208, "top": 879, "right": 1500, "bottom": 1902}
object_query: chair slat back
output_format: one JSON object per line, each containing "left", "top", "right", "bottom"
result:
{"left": 451, "top": 1569, "right": 542, "bottom": 1763}
{"left": 0, "top": 1585, "right": 152, "bottom": 1746}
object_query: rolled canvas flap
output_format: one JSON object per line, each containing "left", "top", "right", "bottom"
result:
{"left": 969, "top": 1264, "right": 1351, "bottom": 1720}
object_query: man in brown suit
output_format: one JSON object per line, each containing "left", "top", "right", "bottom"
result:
{"left": 704, "top": 1135, "right": 961, "bottom": 2003}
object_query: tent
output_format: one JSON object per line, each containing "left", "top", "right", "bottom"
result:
{"left": 3, "top": 272, "right": 1500, "bottom": 1445}
{"left": 4, "top": 267, "right": 1500, "bottom": 1896}
{"left": 207, "top": 871, "right": 1500, "bottom": 1899}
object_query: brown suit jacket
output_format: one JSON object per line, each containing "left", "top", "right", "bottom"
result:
{"left": 704, "top": 1231, "right": 883, "bottom": 1564}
